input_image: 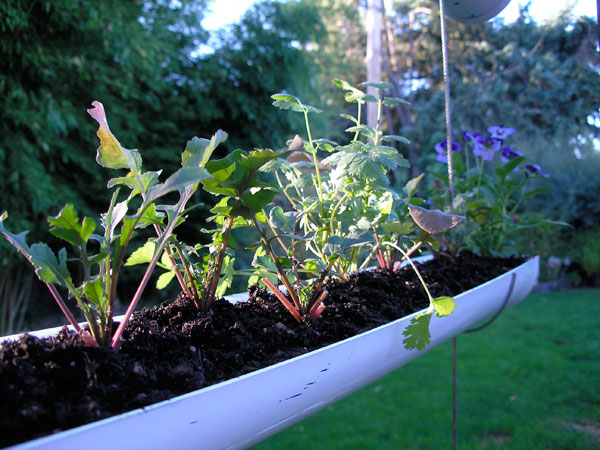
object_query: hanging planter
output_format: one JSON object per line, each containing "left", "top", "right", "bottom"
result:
{"left": 0, "top": 255, "right": 538, "bottom": 450}
{"left": 434, "top": 0, "right": 512, "bottom": 23}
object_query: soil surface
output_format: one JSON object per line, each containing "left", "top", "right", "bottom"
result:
{"left": 0, "top": 252, "right": 525, "bottom": 447}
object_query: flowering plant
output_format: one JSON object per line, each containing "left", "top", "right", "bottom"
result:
{"left": 431, "top": 125, "right": 551, "bottom": 257}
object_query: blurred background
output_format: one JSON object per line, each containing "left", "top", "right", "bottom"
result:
{"left": 1, "top": 0, "right": 598, "bottom": 333}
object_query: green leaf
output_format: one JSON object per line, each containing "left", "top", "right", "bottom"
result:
{"left": 323, "top": 230, "right": 371, "bottom": 257}
{"left": 402, "top": 312, "right": 432, "bottom": 351}
{"left": 107, "top": 171, "right": 161, "bottom": 197}
{"left": 360, "top": 81, "right": 393, "bottom": 90}
{"left": 269, "top": 206, "right": 296, "bottom": 234}
{"left": 83, "top": 277, "right": 107, "bottom": 310}
{"left": 240, "top": 187, "right": 278, "bottom": 218}
{"left": 48, "top": 204, "right": 96, "bottom": 248}
{"left": 215, "top": 255, "right": 235, "bottom": 297}
{"left": 137, "top": 203, "right": 165, "bottom": 229}
{"left": 125, "top": 240, "right": 155, "bottom": 266}
{"left": 380, "top": 135, "right": 411, "bottom": 145}
{"left": 181, "top": 130, "right": 228, "bottom": 169}
{"left": 381, "top": 221, "right": 415, "bottom": 235}
{"left": 432, "top": 296, "right": 456, "bottom": 317}
{"left": 332, "top": 78, "right": 371, "bottom": 103}
{"left": 203, "top": 149, "right": 286, "bottom": 206}
{"left": 146, "top": 167, "right": 211, "bottom": 204}
{"left": 345, "top": 125, "right": 375, "bottom": 137}
{"left": 102, "top": 198, "right": 128, "bottom": 240}
{"left": 382, "top": 97, "right": 410, "bottom": 107}
{"left": 0, "top": 211, "right": 31, "bottom": 257}
{"left": 403, "top": 173, "right": 424, "bottom": 197}
{"left": 314, "top": 139, "right": 338, "bottom": 153}
{"left": 496, "top": 156, "right": 525, "bottom": 179}
{"left": 87, "top": 101, "right": 142, "bottom": 171}
{"left": 156, "top": 271, "right": 176, "bottom": 290}
{"left": 271, "top": 93, "right": 322, "bottom": 114}
{"left": 29, "top": 244, "right": 72, "bottom": 287}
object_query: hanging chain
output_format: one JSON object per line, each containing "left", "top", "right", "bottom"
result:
{"left": 438, "top": 1, "right": 457, "bottom": 449}
{"left": 439, "top": 0, "right": 455, "bottom": 214}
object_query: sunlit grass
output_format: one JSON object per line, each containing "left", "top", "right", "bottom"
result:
{"left": 253, "top": 290, "right": 600, "bottom": 450}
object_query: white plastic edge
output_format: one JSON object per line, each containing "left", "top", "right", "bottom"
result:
{"left": 2, "top": 255, "right": 539, "bottom": 450}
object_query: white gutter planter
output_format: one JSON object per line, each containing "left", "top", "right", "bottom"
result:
{"left": 2, "top": 256, "right": 538, "bottom": 450}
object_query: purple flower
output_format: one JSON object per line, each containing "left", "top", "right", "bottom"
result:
{"left": 488, "top": 125, "right": 515, "bottom": 141}
{"left": 525, "top": 164, "right": 549, "bottom": 178}
{"left": 465, "top": 132, "right": 497, "bottom": 161}
{"left": 501, "top": 146, "right": 524, "bottom": 163}
{"left": 434, "top": 139, "right": 462, "bottom": 163}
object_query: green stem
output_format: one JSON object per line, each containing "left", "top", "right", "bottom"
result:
{"left": 304, "top": 110, "right": 323, "bottom": 204}
{"left": 383, "top": 242, "right": 434, "bottom": 304}
{"left": 204, "top": 214, "right": 235, "bottom": 311}
{"left": 329, "top": 191, "right": 350, "bottom": 236}
{"left": 353, "top": 103, "right": 362, "bottom": 141}
{"left": 374, "top": 99, "right": 383, "bottom": 145}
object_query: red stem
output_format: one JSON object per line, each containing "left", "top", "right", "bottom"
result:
{"left": 262, "top": 278, "right": 301, "bottom": 323}
{"left": 45, "top": 283, "right": 81, "bottom": 333}
{"left": 309, "top": 290, "right": 328, "bottom": 320}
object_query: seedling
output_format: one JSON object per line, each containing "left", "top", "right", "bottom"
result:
{"left": 0, "top": 102, "right": 212, "bottom": 348}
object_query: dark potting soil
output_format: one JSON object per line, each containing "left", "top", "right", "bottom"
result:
{"left": 0, "top": 252, "right": 525, "bottom": 447}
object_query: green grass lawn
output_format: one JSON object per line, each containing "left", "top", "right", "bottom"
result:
{"left": 252, "top": 289, "right": 600, "bottom": 450}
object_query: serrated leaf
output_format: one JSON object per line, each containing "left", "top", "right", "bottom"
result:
{"left": 29, "top": 244, "right": 72, "bottom": 287}
{"left": 87, "top": 101, "right": 142, "bottom": 171}
{"left": 107, "top": 171, "right": 162, "bottom": 197}
{"left": 408, "top": 205, "right": 465, "bottom": 234}
{"left": 48, "top": 204, "right": 96, "bottom": 248}
{"left": 0, "top": 211, "right": 31, "bottom": 256}
{"left": 345, "top": 125, "right": 375, "bottom": 137}
{"left": 332, "top": 78, "right": 371, "bottom": 103}
{"left": 402, "top": 312, "right": 432, "bottom": 351}
{"left": 432, "top": 296, "right": 456, "bottom": 317}
{"left": 271, "top": 93, "right": 322, "bottom": 114}
{"left": 314, "top": 139, "right": 338, "bottom": 153}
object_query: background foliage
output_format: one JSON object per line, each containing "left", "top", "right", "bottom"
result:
{"left": 1, "top": 0, "right": 599, "bottom": 332}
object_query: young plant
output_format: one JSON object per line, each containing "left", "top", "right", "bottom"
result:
{"left": 269, "top": 80, "right": 411, "bottom": 279}
{"left": 251, "top": 205, "right": 365, "bottom": 323}
{"left": 379, "top": 205, "right": 464, "bottom": 350}
{"left": 123, "top": 131, "right": 235, "bottom": 312}
{"left": 0, "top": 102, "right": 211, "bottom": 349}
{"left": 198, "top": 146, "right": 290, "bottom": 312}
{"left": 362, "top": 173, "right": 425, "bottom": 272}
